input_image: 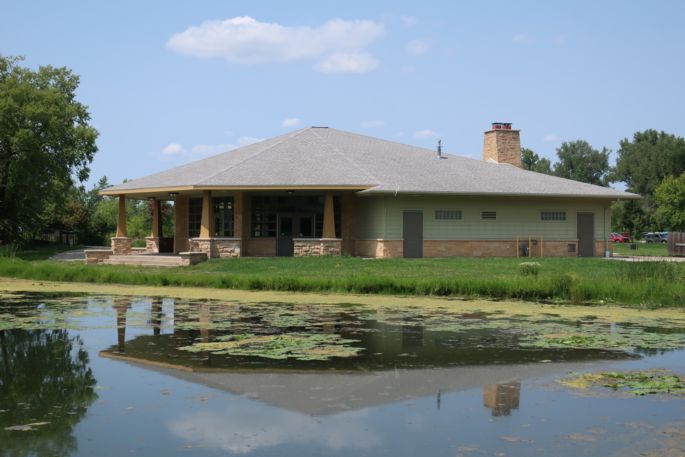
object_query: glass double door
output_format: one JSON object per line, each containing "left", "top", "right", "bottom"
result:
{"left": 276, "top": 213, "right": 316, "bottom": 257}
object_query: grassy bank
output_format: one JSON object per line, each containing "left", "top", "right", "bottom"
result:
{"left": 0, "top": 256, "right": 683, "bottom": 307}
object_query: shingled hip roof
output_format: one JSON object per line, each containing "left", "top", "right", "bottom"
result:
{"left": 102, "top": 127, "right": 639, "bottom": 200}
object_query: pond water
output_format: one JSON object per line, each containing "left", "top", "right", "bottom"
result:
{"left": 1, "top": 291, "right": 685, "bottom": 456}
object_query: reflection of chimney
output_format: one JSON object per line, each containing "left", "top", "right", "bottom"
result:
{"left": 483, "top": 381, "right": 521, "bottom": 416}
{"left": 483, "top": 122, "right": 522, "bottom": 167}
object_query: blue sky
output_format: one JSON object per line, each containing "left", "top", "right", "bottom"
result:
{"left": 3, "top": 0, "right": 685, "bottom": 187}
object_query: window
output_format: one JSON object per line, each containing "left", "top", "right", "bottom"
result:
{"left": 213, "top": 197, "right": 234, "bottom": 237}
{"left": 541, "top": 211, "right": 567, "bottom": 221}
{"left": 188, "top": 198, "right": 202, "bottom": 238}
{"left": 435, "top": 210, "right": 462, "bottom": 220}
{"left": 251, "top": 195, "right": 341, "bottom": 238}
{"left": 481, "top": 211, "right": 497, "bottom": 220}
{"left": 251, "top": 196, "right": 277, "bottom": 238}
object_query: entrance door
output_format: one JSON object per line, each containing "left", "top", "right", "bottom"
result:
{"left": 577, "top": 213, "right": 595, "bottom": 257}
{"left": 277, "top": 215, "right": 294, "bottom": 257}
{"left": 403, "top": 211, "right": 423, "bottom": 258}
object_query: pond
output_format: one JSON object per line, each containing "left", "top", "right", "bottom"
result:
{"left": 1, "top": 290, "right": 685, "bottom": 456}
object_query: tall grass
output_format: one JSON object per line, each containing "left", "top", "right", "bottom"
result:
{"left": 0, "top": 257, "right": 683, "bottom": 307}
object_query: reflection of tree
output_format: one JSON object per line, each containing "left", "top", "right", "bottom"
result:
{"left": 0, "top": 329, "right": 98, "bottom": 457}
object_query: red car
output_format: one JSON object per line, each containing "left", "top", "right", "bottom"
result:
{"left": 610, "top": 232, "right": 630, "bottom": 243}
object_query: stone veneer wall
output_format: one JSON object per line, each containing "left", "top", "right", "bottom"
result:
{"left": 111, "top": 237, "right": 132, "bottom": 255}
{"left": 189, "top": 238, "right": 241, "bottom": 258}
{"left": 482, "top": 129, "right": 521, "bottom": 167}
{"left": 293, "top": 238, "right": 342, "bottom": 256}
{"left": 145, "top": 237, "right": 160, "bottom": 254}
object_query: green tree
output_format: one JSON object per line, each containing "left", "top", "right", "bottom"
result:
{"left": 0, "top": 329, "right": 98, "bottom": 456}
{"left": 655, "top": 173, "right": 685, "bottom": 230}
{"left": 553, "top": 140, "right": 611, "bottom": 186}
{"left": 614, "top": 130, "right": 685, "bottom": 205}
{"left": 0, "top": 55, "right": 98, "bottom": 243}
{"left": 521, "top": 148, "right": 552, "bottom": 174}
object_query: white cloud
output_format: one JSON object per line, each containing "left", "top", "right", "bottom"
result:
{"left": 314, "top": 52, "right": 379, "bottom": 74}
{"left": 191, "top": 143, "right": 233, "bottom": 155}
{"left": 414, "top": 129, "right": 437, "bottom": 139}
{"left": 167, "top": 16, "right": 383, "bottom": 73}
{"left": 237, "top": 136, "right": 264, "bottom": 146}
{"left": 167, "top": 407, "right": 380, "bottom": 454}
{"left": 513, "top": 33, "right": 531, "bottom": 44}
{"left": 543, "top": 134, "right": 560, "bottom": 142}
{"left": 161, "top": 143, "right": 184, "bottom": 155}
{"left": 360, "top": 120, "right": 385, "bottom": 128}
{"left": 406, "top": 39, "right": 430, "bottom": 56}
{"left": 281, "top": 117, "right": 301, "bottom": 128}
{"left": 401, "top": 16, "right": 417, "bottom": 27}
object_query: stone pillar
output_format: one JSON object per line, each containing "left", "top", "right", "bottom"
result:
{"left": 112, "top": 194, "right": 132, "bottom": 255}
{"left": 322, "top": 191, "right": 335, "bottom": 239}
{"left": 146, "top": 198, "right": 162, "bottom": 253}
{"left": 199, "top": 190, "right": 214, "bottom": 238}
{"left": 174, "top": 196, "right": 189, "bottom": 254}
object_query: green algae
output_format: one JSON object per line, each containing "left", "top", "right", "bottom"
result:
{"left": 560, "top": 370, "right": 685, "bottom": 396}
{"left": 178, "top": 333, "right": 363, "bottom": 361}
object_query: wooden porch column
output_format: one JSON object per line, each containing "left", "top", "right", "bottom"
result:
{"left": 116, "top": 195, "right": 127, "bottom": 237}
{"left": 150, "top": 198, "right": 162, "bottom": 238}
{"left": 199, "top": 190, "right": 214, "bottom": 238}
{"left": 322, "top": 192, "right": 336, "bottom": 238}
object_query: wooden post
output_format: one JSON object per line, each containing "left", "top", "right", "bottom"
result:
{"left": 150, "top": 198, "right": 162, "bottom": 238}
{"left": 322, "top": 192, "right": 335, "bottom": 238}
{"left": 199, "top": 190, "right": 214, "bottom": 238}
{"left": 116, "top": 195, "right": 127, "bottom": 237}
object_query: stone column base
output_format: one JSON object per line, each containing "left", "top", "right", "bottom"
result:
{"left": 189, "top": 238, "right": 242, "bottom": 258}
{"left": 145, "top": 237, "right": 160, "bottom": 254}
{"left": 294, "top": 238, "right": 342, "bottom": 256}
{"left": 84, "top": 249, "right": 113, "bottom": 264}
{"left": 111, "top": 237, "right": 132, "bottom": 255}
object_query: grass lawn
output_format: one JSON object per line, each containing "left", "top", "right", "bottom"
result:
{"left": 0, "top": 254, "right": 684, "bottom": 307}
{"left": 613, "top": 242, "right": 669, "bottom": 257}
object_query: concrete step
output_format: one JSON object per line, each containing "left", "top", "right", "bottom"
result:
{"left": 103, "top": 255, "right": 185, "bottom": 267}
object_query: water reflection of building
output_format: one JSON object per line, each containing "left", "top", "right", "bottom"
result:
{"left": 113, "top": 298, "right": 132, "bottom": 353}
{"left": 482, "top": 381, "right": 520, "bottom": 416}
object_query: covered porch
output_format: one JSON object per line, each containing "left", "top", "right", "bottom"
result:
{"left": 100, "top": 187, "right": 358, "bottom": 261}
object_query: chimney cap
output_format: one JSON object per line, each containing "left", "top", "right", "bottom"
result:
{"left": 491, "top": 122, "right": 512, "bottom": 130}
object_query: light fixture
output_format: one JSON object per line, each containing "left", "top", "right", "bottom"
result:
{"left": 168, "top": 192, "right": 179, "bottom": 199}
{"left": 286, "top": 190, "right": 295, "bottom": 195}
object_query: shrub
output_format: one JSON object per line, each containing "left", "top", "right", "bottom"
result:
{"left": 518, "top": 262, "right": 541, "bottom": 277}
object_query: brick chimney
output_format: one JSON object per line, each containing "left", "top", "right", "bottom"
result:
{"left": 483, "top": 122, "right": 521, "bottom": 167}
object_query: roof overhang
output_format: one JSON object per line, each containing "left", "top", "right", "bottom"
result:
{"left": 100, "top": 185, "right": 375, "bottom": 198}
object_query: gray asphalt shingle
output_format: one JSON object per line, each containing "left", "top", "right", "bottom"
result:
{"left": 103, "top": 127, "right": 638, "bottom": 199}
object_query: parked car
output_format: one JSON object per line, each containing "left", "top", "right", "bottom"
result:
{"left": 643, "top": 232, "right": 668, "bottom": 243}
{"left": 610, "top": 232, "right": 630, "bottom": 243}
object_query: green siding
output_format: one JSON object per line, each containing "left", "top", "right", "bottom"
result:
{"left": 356, "top": 195, "right": 611, "bottom": 241}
